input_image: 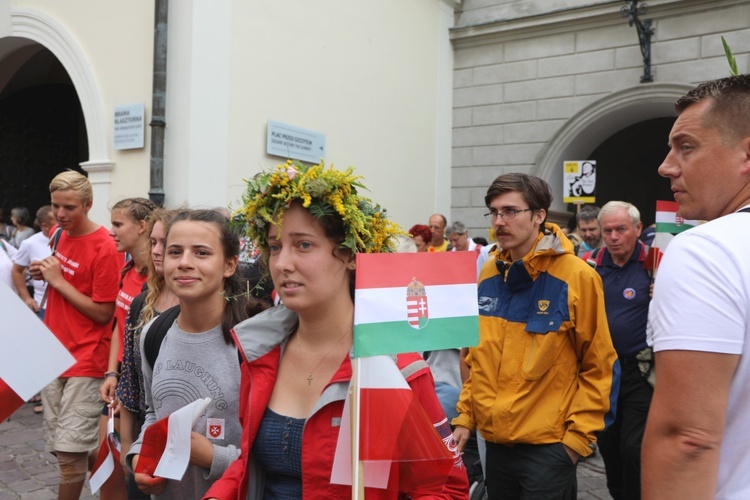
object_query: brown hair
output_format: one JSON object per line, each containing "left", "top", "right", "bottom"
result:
{"left": 675, "top": 74, "right": 750, "bottom": 144}
{"left": 484, "top": 173, "right": 553, "bottom": 227}
{"left": 113, "top": 198, "right": 158, "bottom": 280}
{"left": 166, "top": 209, "right": 266, "bottom": 344}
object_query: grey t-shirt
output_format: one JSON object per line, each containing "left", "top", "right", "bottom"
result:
{"left": 128, "top": 320, "right": 242, "bottom": 499}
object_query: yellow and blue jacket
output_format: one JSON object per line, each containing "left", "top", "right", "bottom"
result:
{"left": 453, "top": 223, "right": 620, "bottom": 458}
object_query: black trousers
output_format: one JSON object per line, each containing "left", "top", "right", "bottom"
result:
{"left": 485, "top": 442, "right": 577, "bottom": 500}
{"left": 597, "top": 361, "right": 653, "bottom": 500}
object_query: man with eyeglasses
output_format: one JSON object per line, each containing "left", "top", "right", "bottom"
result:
{"left": 452, "top": 172, "right": 619, "bottom": 499}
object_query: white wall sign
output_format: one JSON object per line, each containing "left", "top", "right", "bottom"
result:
{"left": 267, "top": 120, "right": 326, "bottom": 163}
{"left": 563, "top": 160, "right": 596, "bottom": 204}
{"left": 113, "top": 103, "right": 145, "bottom": 150}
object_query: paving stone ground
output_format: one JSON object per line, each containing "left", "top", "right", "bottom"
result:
{"left": 0, "top": 403, "right": 95, "bottom": 500}
{"left": 1, "top": 401, "right": 612, "bottom": 499}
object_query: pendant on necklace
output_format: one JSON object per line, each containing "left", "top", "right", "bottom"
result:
{"left": 307, "top": 373, "right": 313, "bottom": 386}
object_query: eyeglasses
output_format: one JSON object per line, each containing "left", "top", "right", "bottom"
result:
{"left": 484, "top": 208, "right": 533, "bottom": 222}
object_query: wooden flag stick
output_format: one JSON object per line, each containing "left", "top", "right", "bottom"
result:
{"left": 350, "top": 357, "right": 365, "bottom": 499}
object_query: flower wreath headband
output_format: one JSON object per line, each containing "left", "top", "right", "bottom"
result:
{"left": 237, "top": 159, "right": 403, "bottom": 256}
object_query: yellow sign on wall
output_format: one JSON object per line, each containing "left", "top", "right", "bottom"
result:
{"left": 563, "top": 160, "right": 596, "bottom": 204}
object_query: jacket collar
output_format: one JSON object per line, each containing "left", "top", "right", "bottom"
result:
{"left": 497, "top": 222, "right": 574, "bottom": 289}
{"left": 599, "top": 240, "right": 648, "bottom": 268}
{"left": 232, "top": 304, "right": 299, "bottom": 363}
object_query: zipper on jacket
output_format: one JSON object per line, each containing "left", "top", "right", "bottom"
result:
{"left": 526, "top": 334, "right": 535, "bottom": 371}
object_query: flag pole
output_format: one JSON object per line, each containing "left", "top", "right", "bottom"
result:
{"left": 350, "top": 357, "right": 365, "bottom": 499}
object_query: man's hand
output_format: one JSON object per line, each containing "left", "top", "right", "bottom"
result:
{"left": 563, "top": 444, "right": 580, "bottom": 464}
{"left": 24, "top": 297, "right": 40, "bottom": 312}
{"left": 132, "top": 455, "right": 167, "bottom": 495}
{"left": 38, "top": 256, "right": 64, "bottom": 288}
{"left": 29, "top": 260, "right": 43, "bottom": 281}
{"left": 452, "top": 426, "right": 471, "bottom": 454}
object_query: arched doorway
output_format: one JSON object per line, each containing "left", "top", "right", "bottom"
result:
{"left": 5, "top": 7, "right": 115, "bottom": 225}
{"left": 586, "top": 117, "right": 674, "bottom": 227}
{"left": 535, "top": 83, "right": 693, "bottom": 226}
{"left": 0, "top": 42, "right": 88, "bottom": 219}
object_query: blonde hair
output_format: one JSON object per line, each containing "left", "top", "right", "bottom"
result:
{"left": 49, "top": 170, "right": 93, "bottom": 205}
{"left": 140, "top": 208, "right": 179, "bottom": 327}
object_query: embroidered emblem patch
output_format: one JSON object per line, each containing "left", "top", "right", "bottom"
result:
{"left": 623, "top": 288, "right": 636, "bottom": 300}
{"left": 538, "top": 300, "right": 550, "bottom": 312}
{"left": 207, "top": 418, "right": 225, "bottom": 440}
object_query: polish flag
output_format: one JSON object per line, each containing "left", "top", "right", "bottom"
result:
{"left": 89, "top": 408, "right": 121, "bottom": 493}
{"left": 134, "top": 397, "right": 211, "bottom": 480}
{"left": 330, "top": 356, "right": 456, "bottom": 492}
{"left": 353, "top": 252, "right": 479, "bottom": 358}
{"left": 0, "top": 282, "right": 75, "bottom": 423}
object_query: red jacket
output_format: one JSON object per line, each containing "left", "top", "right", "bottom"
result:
{"left": 204, "top": 306, "right": 469, "bottom": 500}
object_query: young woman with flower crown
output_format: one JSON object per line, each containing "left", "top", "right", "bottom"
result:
{"left": 204, "top": 161, "right": 469, "bottom": 500}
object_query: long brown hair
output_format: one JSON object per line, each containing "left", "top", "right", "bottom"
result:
{"left": 166, "top": 209, "right": 267, "bottom": 343}
{"left": 112, "top": 197, "right": 158, "bottom": 282}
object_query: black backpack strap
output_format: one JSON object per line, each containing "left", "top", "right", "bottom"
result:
{"left": 125, "top": 290, "right": 148, "bottom": 330}
{"left": 49, "top": 227, "right": 63, "bottom": 255}
{"left": 144, "top": 305, "right": 181, "bottom": 371}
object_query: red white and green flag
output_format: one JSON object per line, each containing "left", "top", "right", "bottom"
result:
{"left": 646, "top": 200, "right": 701, "bottom": 274}
{"left": 0, "top": 282, "right": 75, "bottom": 423}
{"left": 353, "top": 252, "right": 479, "bottom": 358}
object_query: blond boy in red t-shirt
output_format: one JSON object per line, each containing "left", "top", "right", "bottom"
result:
{"left": 30, "top": 170, "right": 120, "bottom": 500}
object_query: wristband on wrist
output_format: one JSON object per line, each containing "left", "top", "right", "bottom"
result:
{"left": 104, "top": 371, "right": 120, "bottom": 379}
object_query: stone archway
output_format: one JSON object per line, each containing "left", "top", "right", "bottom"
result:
{"left": 535, "top": 83, "right": 693, "bottom": 219}
{"left": 8, "top": 7, "right": 114, "bottom": 224}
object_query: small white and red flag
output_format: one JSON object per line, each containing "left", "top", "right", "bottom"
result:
{"left": 89, "top": 407, "right": 121, "bottom": 493}
{"left": 0, "top": 282, "right": 75, "bottom": 423}
{"left": 134, "top": 397, "right": 211, "bottom": 480}
{"left": 330, "top": 356, "right": 456, "bottom": 492}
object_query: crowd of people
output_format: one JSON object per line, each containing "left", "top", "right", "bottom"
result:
{"left": 2, "top": 74, "right": 749, "bottom": 500}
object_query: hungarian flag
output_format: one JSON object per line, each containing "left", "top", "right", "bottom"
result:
{"left": 646, "top": 201, "right": 700, "bottom": 274}
{"left": 353, "top": 252, "right": 479, "bottom": 358}
{"left": 330, "top": 356, "right": 457, "bottom": 491}
{"left": 134, "top": 397, "right": 211, "bottom": 480}
{"left": 89, "top": 408, "right": 121, "bottom": 493}
{"left": 0, "top": 282, "right": 75, "bottom": 423}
